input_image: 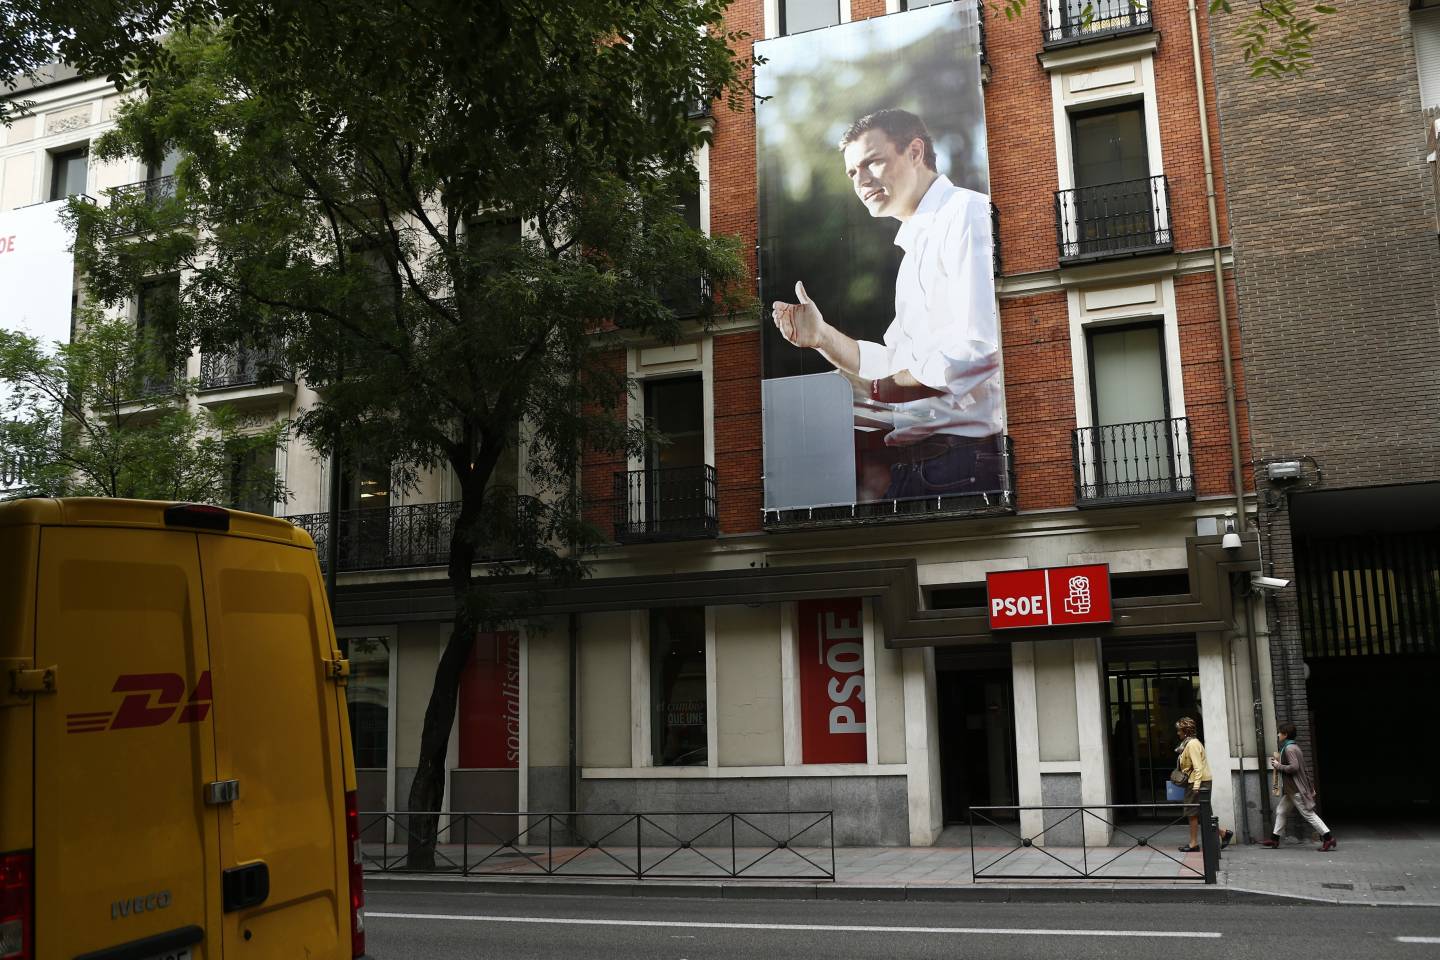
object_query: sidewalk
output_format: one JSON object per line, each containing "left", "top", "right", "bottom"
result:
{"left": 364, "top": 820, "right": 1440, "bottom": 907}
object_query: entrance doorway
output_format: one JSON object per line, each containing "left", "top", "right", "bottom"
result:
{"left": 1105, "top": 640, "right": 1200, "bottom": 811}
{"left": 936, "top": 666, "right": 1018, "bottom": 824}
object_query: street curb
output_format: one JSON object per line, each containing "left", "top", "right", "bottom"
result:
{"left": 363, "top": 873, "right": 1332, "bottom": 907}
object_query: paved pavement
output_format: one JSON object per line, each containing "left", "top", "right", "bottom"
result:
{"left": 364, "top": 889, "right": 1440, "bottom": 959}
{"left": 363, "top": 819, "right": 1440, "bottom": 907}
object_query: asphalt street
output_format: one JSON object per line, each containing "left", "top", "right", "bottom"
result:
{"left": 364, "top": 888, "right": 1440, "bottom": 960}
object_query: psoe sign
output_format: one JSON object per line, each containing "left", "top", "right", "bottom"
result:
{"left": 986, "top": 564, "right": 1112, "bottom": 631}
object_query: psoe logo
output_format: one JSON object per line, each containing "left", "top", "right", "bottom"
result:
{"left": 66, "top": 671, "right": 212, "bottom": 734}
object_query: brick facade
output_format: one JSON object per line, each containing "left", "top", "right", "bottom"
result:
{"left": 585, "top": 0, "right": 1252, "bottom": 538}
{"left": 1209, "top": 1, "right": 1440, "bottom": 745}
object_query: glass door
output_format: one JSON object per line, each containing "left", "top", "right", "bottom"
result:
{"left": 1105, "top": 644, "right": 1200, "bottom": 815}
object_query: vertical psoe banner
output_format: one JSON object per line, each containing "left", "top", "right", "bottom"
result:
{"left": 755, "top": 1, "right": 1004, "bottom": 517}
{"left": 458, "top": 630, "right": 520, "bottom": 769}
{"left": 797, "top": 598, "right": 867, "bottom": 764}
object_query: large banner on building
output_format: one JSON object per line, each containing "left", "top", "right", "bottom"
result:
{"left": 797, "top": 598, "right": 867, "bottom": 764}
{"left": 0, "top": 200, "right": 75, "bottom": 495}
{"left": 756, "top": 1, "right": 1005, "bottom": 518}
{"left": 458, "top": 630, "right": 521, "bottom": 769}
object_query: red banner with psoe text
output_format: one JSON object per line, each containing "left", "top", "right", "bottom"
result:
{"left": 798, "top": 598, "right": 867, "bottom": 764}
{"left": 458, "top": 630, "right": 520, "bottom": 769}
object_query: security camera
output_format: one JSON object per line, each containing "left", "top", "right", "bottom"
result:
{"left": 1252, "top": 576, "right": 1291, "bottom": 590}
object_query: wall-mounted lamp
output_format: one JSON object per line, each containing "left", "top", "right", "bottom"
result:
{"left": 1221, "top": 514, "right": 1242, "bottom": 551}
{"left": 1266, "top": 460, "right": 1304, "bottom": 481}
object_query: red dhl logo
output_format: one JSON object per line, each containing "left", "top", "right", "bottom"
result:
{"left": 66, "top": 672, "right": 212, "bottom": 734}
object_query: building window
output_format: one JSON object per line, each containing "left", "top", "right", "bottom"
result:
{"left": 340, "top": 456, "right": 391, "bottom": 566}
{"left": 650, "top": 607, "right": 707, "bottom": 766}
{"left": 229, "top": 445, "right": 276, "bottom": 516}
{"left": 49, "top": 147, "right": 88, "bottom": 201}
{"left": 135, "top": 276, "right": 181, "bottom": 392}
{"left": 1071, "top": 102, "right": 1148, "bottom": 188}
{"left": 340, "top": 636, "right": 391, "bottom": 769}
{"left": 1084, "top": 320, "right": 1175, "bottom": 494}
{"left": 146, "top": 147, "right": 182, "bottom": 183}
{"left": 781, "top": 0, "right": 840, "bottom": 35}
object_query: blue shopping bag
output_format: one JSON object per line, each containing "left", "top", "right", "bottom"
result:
{"left": 1165, "top": 780, "right": 1187, "bottom": 802}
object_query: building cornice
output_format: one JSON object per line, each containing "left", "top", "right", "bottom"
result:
{"left": 1037, "top": 31, "right": 1161, "bottom": 73}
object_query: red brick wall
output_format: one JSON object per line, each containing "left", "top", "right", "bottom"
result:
{"left": 714, "top": 332, "right": 764, "bottom": 532}
{"left": 580, "top": 348, "right": 629, "bottom": 535}
{"left": 580, "top": 1, "right": 1249, "bottom": 531}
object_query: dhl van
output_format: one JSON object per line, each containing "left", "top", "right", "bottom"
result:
{"left": 0, "top": 499, "right": 365, "bottom": 960}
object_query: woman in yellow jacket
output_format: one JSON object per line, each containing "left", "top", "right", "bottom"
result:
{"left": 1175, "top": 716, "right": 1235, "bottom": 852}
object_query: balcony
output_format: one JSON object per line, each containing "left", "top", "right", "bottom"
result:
{"left": 991, "top": 203, "right": 1002, "bottom": 277}
{"left": 200, "top": 346, "right": 295, "bottom": 390}
{"left": 613, "top": 464, "right": 718, "bottom": 543}
{"left": 659, "top": 274, "right": 713, "bottom": 320}
{"left": 105, "top": 176, "right": 183, "bottom": 235}
{"left": 1072, "top": 417, "right": 1193, "bottom": 507}
{"left": 285, "top": 500, "right": 520, "bottom": 572}
{"left": 1042, "top": 0, "right": 1153, "bottom": 48}
{"left": 1054, "top": 175, "right": 1172, "bottom": 265}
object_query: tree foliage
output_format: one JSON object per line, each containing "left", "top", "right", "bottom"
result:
{"left": 66, "top": 2, "right": 751, "bottom": 864}
{"left": 0, "top": 311, "right": 285, "bottom": 503}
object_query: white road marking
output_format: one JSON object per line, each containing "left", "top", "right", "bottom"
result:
{"left": 367, "top": 912, "right": 1222, "bottom": 939}
{"left": 1396, "top": 937, "right": 1440, "bottom": 944}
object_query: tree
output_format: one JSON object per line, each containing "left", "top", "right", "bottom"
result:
{"left": 0, "top": 311, "right": 285, "bottom": 503}
{"left": 67, "top": 4, "right": 751, "bottom": 866}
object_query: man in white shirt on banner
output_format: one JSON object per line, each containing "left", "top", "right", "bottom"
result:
{"left": 771, "top": 108, "right": 1003, "bottom": 501}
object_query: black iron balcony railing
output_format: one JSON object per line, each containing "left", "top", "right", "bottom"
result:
{"left": 1072, "top": 417, "right": 1193, "bottom": 506}
{"left": 110, "top": 175, "right": 178, "bottom": 205}
{"left": 106, "top": 176, "right": 183, "bottom": 236}
{"left": 199, "top": 346, "right": 295, "bottom": 390}
{"left": 1042, "top": 0, "right": 1153, "bottom": 47}
{"left": 285, "top": 500, "right": 519, "bottom": 572}
{"left": 613, "top": 464, "right": 718, "bottom": 543}
{"left": 660, "top": 274, "right": 714, "bottom": 320}
{"left": 1054, "top": 175, "right": 1172, "bottom": 263}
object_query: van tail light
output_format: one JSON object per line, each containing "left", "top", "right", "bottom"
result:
{"left": 0, "top": 850, "right": 32, "bottom": 960}
{"left": 344, "top": 791, "right": 365, "bottom": 958}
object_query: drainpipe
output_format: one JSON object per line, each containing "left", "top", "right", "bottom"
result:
{"left": 1187, "top": 0, "right": 1270, "bottom": 838}
{"left": 568, "top": 612, "right": 579, "bottom": 827}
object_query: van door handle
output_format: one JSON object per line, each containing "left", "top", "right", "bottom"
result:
{"left": 222, "top": 862, "right": 269, "bottom": 912}
{"left": 205, "top": 779, "right": 240, "bottom": 805}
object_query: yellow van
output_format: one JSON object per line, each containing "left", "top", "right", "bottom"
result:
{"left": 0, "top": 498, "right": 365, "bottom": 960}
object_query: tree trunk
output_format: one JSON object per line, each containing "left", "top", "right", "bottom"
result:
{"left": 403, "top": 606, "right": 478, "bottom": 869}
{"left": 404, "top": 463, "right": 488, "bottom": 869}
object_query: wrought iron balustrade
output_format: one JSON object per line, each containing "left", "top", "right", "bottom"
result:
{"left": 106, "top": 176, "right": 183, "bottom": 236}
{"left": 1042, "top": 0, "right": 1152, "bottom": 46}
{"left": 200, "top": 346, "right": 294, "bottom": 390}
{"left": 1072, "top": 417, "right": 1193, "bottom": 505}
{"left": 1055, "top": 175, "right": 1171, "bottom": 263}
{"left": 613, "top": 464, "right": 718, "bottom": 543}
{"left": 659, "top": 274, "right": 714, "bottom": 319}
{"left": 360, "top": 809, "right": 835, "bottom": 881}
{"left": 991, "top": 202, "right": 1002, "bottom": 276}
{"left": 285, "top": 500, "right": 519, "bottom": 572}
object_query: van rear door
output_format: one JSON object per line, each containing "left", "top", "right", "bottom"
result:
{"left": 196, "top": 533, "right": 350, "bottom": 958}
{"left": 33, "top": 525, "right": 221, "bottom": 959}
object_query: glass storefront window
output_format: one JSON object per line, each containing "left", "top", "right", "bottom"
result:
{"left": 341, "top": 635, "right": 390, "bottom": 769}
{"left": 650, "top": 608, "right": 707, "bottom": 766}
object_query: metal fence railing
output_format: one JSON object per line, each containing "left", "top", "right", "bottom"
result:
{"left": 1072, "top": 416, "right": 1193, "bottom": 505}
{"left": 1042, "top": 0, "right": 1153, "bottom": 46}
{"left": 199, "top": 345, "right": 294, "bottom": 390}
{"left": 359, "top": 810, "right": 836, "bottom": 881}
{"left": 1055, "top": 174, "right": 1172, "bottom": 263}
{"left": 969, "top": 800, "right": 1220, "bottom": 883}
{"left": 613, "top": 464, "right": 718, "bottom": 543}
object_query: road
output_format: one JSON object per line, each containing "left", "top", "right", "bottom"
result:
{"left": 364, "top": 887, "right": 1440, "bottom": 959}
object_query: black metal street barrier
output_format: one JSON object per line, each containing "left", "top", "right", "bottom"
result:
{"left": 969, "top": 798, "right": 1221, "bottom": 884}
{"left": 359, "top": 810, "right": 836, "bottom": 882}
